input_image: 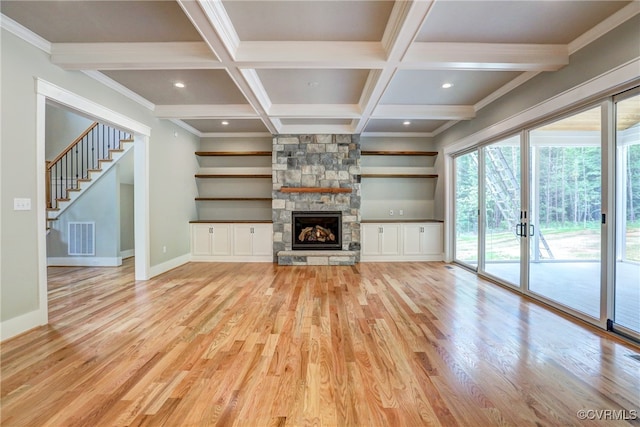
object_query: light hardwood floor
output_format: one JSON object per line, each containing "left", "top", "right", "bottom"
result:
{"left": 1, "top": 260, "right": 639, "bottom": 426}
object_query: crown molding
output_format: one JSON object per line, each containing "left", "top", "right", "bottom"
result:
{"left": 51, "top": 42, "right": 221, "bottom": 70}
{"left": 0, "top": 14, "right": 51, "bottom": 53}
{"left": 170, "top": 119, "right": 203, "bottom": 137}
{"left": 81, "top": 71, "right": 156, "bottom": 111}
{"left": 200, "top": 132, "right": 272, "bottom": 138}
{"left": 361, "top": 131, "right": 435, "bottom": 138}
{"left": 569, "top": 1, "right": 640, "bottom": 54}
{"left": 373, "top": 105, "right": 475, "bottom": 120}
{"left": 154, "top": 104, "right": 257, "bottom": 119}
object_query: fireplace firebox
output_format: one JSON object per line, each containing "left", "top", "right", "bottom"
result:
{"left": 292, "top": 211, "right": 342, "bottom": 250}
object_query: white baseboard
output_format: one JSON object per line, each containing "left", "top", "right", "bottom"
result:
{"left": 47, "top": 257, "right": 122, "bottom": 267}
{"left": 361, "top": 254, "right": 444, "bottom": 262}
{"left": 149, "top": 253, "right": 191, "bottom": 278}
{"left": 191, "top": 255, "right": 274, "bottom": 263}
{"left": 120, "top": 249, "right": 135, "bottom": 259}
{"left": 1, "top": 308, "right": 48, "bottom": 341}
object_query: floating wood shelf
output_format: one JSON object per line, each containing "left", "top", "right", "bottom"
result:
{"left": 195, "top": 197, "right": 271, "bottom": 201}
{"left": 279, "top": 187, "right": 352, "bottom": 194}
{"left": 361, "top": 151, "right": 438, "bottom": 156}
{"left": 189, "top": 219, "right": 272, "bottom": 224}
{"left": 195, "top": 174, "right": 271, "bottom": 178}
{"left": 361, "top": 174, "right": 438, "bottom": 178}
{"left": 195, "top": 151, "right": 271, "bottom": 156}
{"left": 361, "top": 219, "right": 443, "bottom": 223}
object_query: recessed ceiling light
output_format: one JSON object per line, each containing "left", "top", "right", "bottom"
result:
{"left": 403, "top": 121, "right": 411, "bottom": 126}
{"left": 307, "top": 81, "right": 319, "bottom": 88}
{"left": 221, "top": 121, "right": 229, "bottom": 126}
{"left": 174, "top": 82, "right": 185, "bottom": 88}
{"left": 442, "top": 82, "right": 453, "bottom": 89}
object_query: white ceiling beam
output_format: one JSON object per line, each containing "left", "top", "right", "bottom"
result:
{"left": 177, "top": 0, "right": 278, "bottom": 134}
{"left": 51, "top": 42, "right": 221, "bottom": 70}
{"left": 279, "top": 124, "right": 356, "bottom": 135}
{"left": 195, "top": 0, "right": 240, "bottom": 58}
{"left": 235, "top": 42, "right": 386, "bottom": 68}
{"left": 355, "top": 1, "right": 435, "bottom": 134}
{"left": 372, "top": 105, "right": 475, "bottom": 120}
{"left": 403, "top": 43, "right": 568, "bottom": 71}
{"left": 269, "top": 104, "right": 361, "bottom": 119}
{"left": 154, "top": 104, "right": 257, "bottom": 119}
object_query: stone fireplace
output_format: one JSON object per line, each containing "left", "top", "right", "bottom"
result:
{"left": 272, "top": 134, "right": 360, "bottom": 265}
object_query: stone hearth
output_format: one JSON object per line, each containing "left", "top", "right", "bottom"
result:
{"left": 272, "top": 134, "right": 361, "bottom": 264}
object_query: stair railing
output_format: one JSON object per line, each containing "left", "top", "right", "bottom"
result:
{"left": 46, "top": 122, "right": 132, "bottom": 209}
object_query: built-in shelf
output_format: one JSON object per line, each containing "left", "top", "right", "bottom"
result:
{"left": 195, "top": 197, "right": 271, "bottom": 201}
{"left": 361, "top": 219, "right": 443, "bottom": 223}
{"left": 361, "top": 174, "right": 438, "bottom": 178}
{"left": 195, "top": 151, "right": 271, "bottom": 156}
{"left": 195, "top": 174, "right": 271, "bottom": 178}
{"left": 190, "top": 220, "right": 272, "bottom": 223}
{"left": 361, "top": 151, "right": 438, "bottom": 156}
{"left": 279, "top": 187, "right": 352, "bottom": 193}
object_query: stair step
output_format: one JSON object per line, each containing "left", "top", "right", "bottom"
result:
{"left": 87, "top": 169, "right": 102, "bottom": 173}
{"left": 47, "top": 207, "right": 60, "bottom": 211}
{"left": 67, "top": 188, "right": 81, "bottom": 192}
{"left": 110, "top": 148, "right": 125, "bottom": 153}
{"left": 121, "top": 138, "right": 134, "bottom": 143}
{"left": 99, "top": 159, "right": 114, "bottom": 163}
{"left": 47, "top": 217, "right": 59, "bottom": 221}
{"left": 78, "top": 178, "right": 92, "bottom": 183}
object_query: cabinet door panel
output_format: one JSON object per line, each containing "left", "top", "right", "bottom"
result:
{"left": 361, "top": 224, "right": 382, "bottom": 255}
{"left": 380, "top": 224, "right": 401, "bottom": 255}
{"left": 251, "top": 224, "right": 273, "bottom": 256}
{"left": 422, "top": 224, "right": 443, "bottom": 255}
{"left": 211, "top": 224, "right": 232, "bottom": 255}
{"left": 232, "top": 224, "right": 253, "bottom": 256}
{"left": 402, "top": 224, "right": 424, "bottom": 255}
{"left": 191, "top": 224, "right": 212, "bottom": 256}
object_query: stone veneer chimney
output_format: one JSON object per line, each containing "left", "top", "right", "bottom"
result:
{"left": 272, "top": 134, "right": 361, "bottom": 262}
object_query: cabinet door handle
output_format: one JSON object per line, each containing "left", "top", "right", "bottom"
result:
{"left": 250, "top": 227, "right": 254, "bottom": 234}
{"left": 209, "top": 227, "right": 213, "bottom": 233}
{"left": 420, "top": 226, "right": 424, "bottom": 232}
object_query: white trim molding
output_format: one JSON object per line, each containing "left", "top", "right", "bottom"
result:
{"left": 47, "top": 257, "right": 123, "bottom": 267}
{"left": 149, "top": 253, "right": 192, "bottom": 278}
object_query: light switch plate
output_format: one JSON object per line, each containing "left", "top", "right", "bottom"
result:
{"left": 14, "top": 198, "right": 32, "bottom": 211}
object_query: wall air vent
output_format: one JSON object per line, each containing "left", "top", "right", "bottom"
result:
{"left": 68, "top": 222, "right": 95, "bottom": 256}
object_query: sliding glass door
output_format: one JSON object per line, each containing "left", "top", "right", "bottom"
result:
{"left": 453, "top": 87, "right": 640, "bottom": 339}
{"left": 527, "top": 107, "right": 602, "bottom": 319}
{"left": 482, "top": 136, "right": 521, "bottom": 286}
{"left": 614, "top": 90, "right": 640, "bottom": 336}
{"left": 454, "top": 152, "right": 479, "bottom": 267}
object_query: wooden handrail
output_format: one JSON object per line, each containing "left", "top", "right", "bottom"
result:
{"left": 47, "top": 122, "right": 99, "bottom": 170}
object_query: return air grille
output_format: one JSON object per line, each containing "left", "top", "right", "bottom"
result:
{"left": 68, "top": 222, "right": 95, "bottom": 256}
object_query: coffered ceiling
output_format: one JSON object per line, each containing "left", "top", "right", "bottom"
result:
{"left": 1, "top": 1, "right": 636, "bottom": 137}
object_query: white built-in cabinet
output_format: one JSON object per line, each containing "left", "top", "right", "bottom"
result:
{"left": 361, "top": 223, "right": 401, "bottom": 256}
{"left": 191, "top": 223, "right": 232, "bottom": 256}
{"left": 191, "top": 222, "right": 273, "bottom": 262}
{"left": 361, "top": 221, "right": 443, "bottom": 262}
{"left": 232, "top": 223, "right": 273, "bottom": 257}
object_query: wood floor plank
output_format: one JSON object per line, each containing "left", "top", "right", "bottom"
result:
{"left": 1, "top": 259, "right": 639, "bottom": 426}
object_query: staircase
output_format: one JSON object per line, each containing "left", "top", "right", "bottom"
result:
{"left": 46, "top": 122, "right": 133, "bottom": 221}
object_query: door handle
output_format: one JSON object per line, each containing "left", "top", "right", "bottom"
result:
{"left": 515, "top": 223, "right": 522, "bottom": 236}
{"left": 529, "top": 224, "right": 535, "bottom": 236}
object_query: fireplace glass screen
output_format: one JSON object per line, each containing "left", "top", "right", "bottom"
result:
{"left": 292, "top": 211, "right": 342, "bottom": 250}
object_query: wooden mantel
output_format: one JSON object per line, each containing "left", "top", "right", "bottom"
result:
{"left": 279, "top": 187, "right": 352, "bottom": 194}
